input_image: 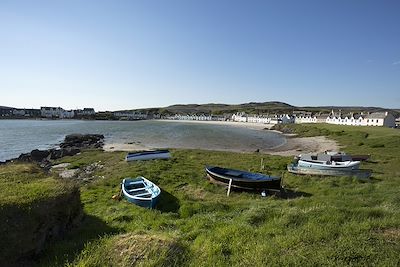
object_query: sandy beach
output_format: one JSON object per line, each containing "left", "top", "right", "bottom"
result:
{"left": 103, "top": 119, "right": 339, "bottom": 156}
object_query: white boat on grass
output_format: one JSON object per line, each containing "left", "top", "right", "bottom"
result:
{"left": 125, "top": 150, "right": 171, "bottom": 162}
{"left": 297, "top": 154, "right": 360, "bottom": 170}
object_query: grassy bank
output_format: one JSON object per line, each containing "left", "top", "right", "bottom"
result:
{"left": 4, "top": 124, "right": 400, "bottom": 266}
{"left": 0, "top": 163, "right": 81, "bottom": 266}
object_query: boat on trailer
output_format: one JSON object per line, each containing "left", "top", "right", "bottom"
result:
{"left": 125, "top": 150, "right": 171, "bottom": 162}
{"left": 121, "top": 177, "right": 161, "bottom": 208}
{"left": 205, "top": 166, "right": 281, "bottom": 192}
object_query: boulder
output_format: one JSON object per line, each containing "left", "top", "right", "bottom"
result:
{"left": 30, "top": 149, "right": 50, "bottom": 162}
{"left": 60, "top": 134, "right": 104, "bottom": 149}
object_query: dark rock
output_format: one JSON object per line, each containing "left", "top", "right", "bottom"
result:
{"left": 49, "top": 148, "right": 80, "bottom": 160}
{"left": 18, "top": 153, "right": 32, "bottom": 162}
{"left": 30, "top": 149, "right": 50, "bottom": 162}
{"left": 60, "top": 134, "right": 104, "bottom": 149}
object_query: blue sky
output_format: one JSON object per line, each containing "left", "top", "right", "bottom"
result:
{"left": 0, "top": 0, "right": 399, "bottom": 111}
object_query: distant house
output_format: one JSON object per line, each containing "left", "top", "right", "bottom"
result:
{"left": 325, "top": 110, "right": 395, "bottom": 127}
{"left": 24, "top": 109, "right": 41, "bottom": 117}
{"left": 231, "top": 112, "right": 248, "bottom": 122}
{"left": 295, "top": 115, "right": 317, "bottom": 123}
{"left": 41, "top": 107, "right": 63, "bottom": 118}
{"left": 12, "top": 109, "right": 25, "bottom": 116}
{"left": 75, "top": 108, "right": 95, "bottom": 116}
{"left": 114, "top": 111, "right": 148, "bottom": 120}
{"left": 60, "top": 110, "right": 75, "bottom": 119}
{"left": 280, "top": 114, "right": 294, "bottom": 124}
{"left": 0, "top": 107, "right": 13, "bottom": 117}
{"left": 316, "top": 114, "right": 329, "bottom": 123}
{"left": 364, "top": 112, "right": 396, "bottom": 127}
{"left": 247, "top": 114, "right": 271, "bottom": 124}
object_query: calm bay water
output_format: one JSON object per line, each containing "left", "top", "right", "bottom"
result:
{"left": 0, "top": 120, "right": 285, "bottom": 161}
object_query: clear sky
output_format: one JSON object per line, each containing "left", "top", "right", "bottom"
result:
{"left": 0, "top": 0, "right": 399, "bottom": 111}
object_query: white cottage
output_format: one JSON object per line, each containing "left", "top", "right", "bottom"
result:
{"left": 364, "top": 112, "right": 395, "bottom": 127}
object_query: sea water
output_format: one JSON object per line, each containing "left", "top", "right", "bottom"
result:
{"left": 0, "top": 120, "right": 285, "bottom": 161}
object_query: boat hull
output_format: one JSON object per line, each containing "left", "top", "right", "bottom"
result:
{"left": 122, "top": 177, "right": 161, "bottom": 208}
{"left": 297, "top": 160, "right": 360, "bottom": 170}
{"left": 125, "top": 150, "right": 171, "bottom": 162}
{"left": 287, "top": 164, "right": 371, "bottom": 179}
{"left": 205, "top": 166, "right": 281, "bottom": 191}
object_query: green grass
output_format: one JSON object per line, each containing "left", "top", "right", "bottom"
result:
{"left": 4, "top": 124, "right": 400, "bottom": 266}
{"left": 0, "top": 163, "right": 79, "bottom": 265}
{"left": 0, "top": 163, "right": 72, "bottom": 205}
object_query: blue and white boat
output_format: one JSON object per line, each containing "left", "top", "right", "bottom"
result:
{"left": 121, "top": 177, "right": 161, "bottom": 208}
{"left": 288, "top": 153, "right": 371, "bottom": 178}
{"left": 125, "top": 150, "right": 171, "bottom": 162}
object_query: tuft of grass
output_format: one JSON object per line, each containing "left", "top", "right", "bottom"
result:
{"left": 67, "top": 233, "right": 186, "bottom": 267}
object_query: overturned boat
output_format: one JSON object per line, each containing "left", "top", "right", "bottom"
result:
{"left": 125, "top": 150, "right": 171, "bottom": 162}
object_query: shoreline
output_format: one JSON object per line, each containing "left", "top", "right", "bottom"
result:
{"left": 104, "top": 120, "right": 340, "bottom": 156}
{"left": 153, "top": 119, "right": 275, "bottom": 130}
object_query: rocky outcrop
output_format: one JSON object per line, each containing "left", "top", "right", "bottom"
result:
{"left": 61, "top": 134, "right": 104, "bottom": 149}
{"left": 1, "top": 134, "right": 104, "bottom": 166}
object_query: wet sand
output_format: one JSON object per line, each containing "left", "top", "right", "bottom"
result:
{"left": 103, "top": 120, "right": 339, "bottom": 156}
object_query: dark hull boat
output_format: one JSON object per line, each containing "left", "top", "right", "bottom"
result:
{"left": 125, "top": 150, "right": 171, "bottom": 162}
{"left": 121, "top": 177, "right": 161, "bottom": 208}
{"left": 205, "top": 166, "right": 281, "bottom": 191}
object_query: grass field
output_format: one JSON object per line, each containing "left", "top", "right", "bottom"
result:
{"left": 4, "top": 124, "right": 400, "bottom": 266}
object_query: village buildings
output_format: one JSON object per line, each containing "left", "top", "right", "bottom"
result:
{"left": 0, "top": 104, "right": 397, "bottom": 128}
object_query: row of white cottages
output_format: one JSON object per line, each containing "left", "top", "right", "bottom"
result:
{"left": 231, "top": 111, "right": 396, "bottom": 127}
{"left": 166, "top": 114, "right": 226, "bottom": 121}
{"left": 40, "top": 107, "right": 95, "bottom": 118}
{"left": 231, "top": 112, "right": 294, "bottom": 124}
{"left": 295, "top": 112, "right": 396, "bottom": 127}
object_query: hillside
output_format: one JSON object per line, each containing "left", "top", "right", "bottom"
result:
{"left": 122, "top": 102, "right": 399, "bottom": 117}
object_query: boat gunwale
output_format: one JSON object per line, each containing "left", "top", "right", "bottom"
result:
{"left": 287, "top": 164, "right": 372, "bottom": 178}
{"left": 205, "top": 166, "right": 281, "bottom": 183}
{"left": 122, "top": 177, "right": 161, "bottom": 201}
{"left": 126, "top": 150, "right": 170, "bottom": 157}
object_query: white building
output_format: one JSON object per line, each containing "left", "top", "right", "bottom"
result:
{"left": 75, "top": 108, "right": 95, "bottom": 116}
{"left": 60, "top": 110, "right": 75, "bottom": 119}
{"left": 231, "top": 112, "right": 248, "bottom": 122}
{"left": 41, "top": 107, "right": 63, "bottom": 118}
{"left": 325, "top": 111, "right": 395, "bottom": 127}
{"left": 114, "top": 111, "right": 148, "bottom": 120}
{"left": 364, "top": 112, "right": 396, "bottom": 127}
{"left": 172, "top": 114, "right": 212, "bottom": 121}
{"left": 295, "top": 115, "right": 317, "bottom": 123}
{"left": 12, "top": 109, "right": 25, "bottom": 116}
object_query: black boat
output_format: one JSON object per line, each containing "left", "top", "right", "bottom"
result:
{"left": 205, "top": 166, "right": 281, "bottom": 191}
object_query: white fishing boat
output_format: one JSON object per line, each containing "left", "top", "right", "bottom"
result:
{"left": 297, "top": 154, "right": 360, "bottom": 170}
